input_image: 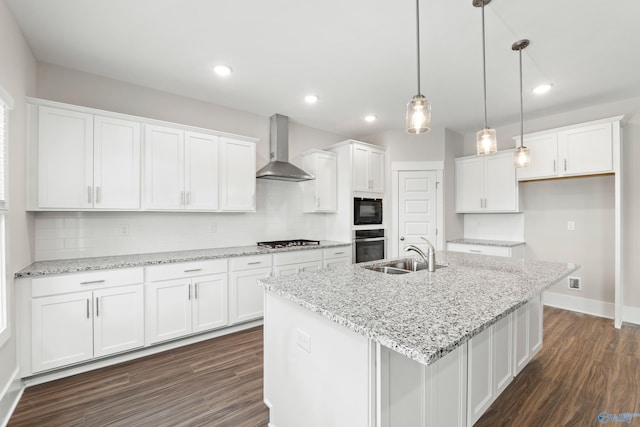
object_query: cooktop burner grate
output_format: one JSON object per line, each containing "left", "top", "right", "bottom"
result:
{"left": 257, "top": 239, "right": 320, "bottom": 249}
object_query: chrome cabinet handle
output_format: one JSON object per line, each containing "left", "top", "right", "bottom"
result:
{"left": 180, "top": 191, "right": 185, "bottom": 207}
{"left": 96, "top": 186, "right": 101, "bottom": 204}
{"left": 80, "top": 280, "right": 105, "bottom": 285}
{"left": 564, "top": 158, "right": 567, "bottom": 172}
{"left": 86, "top": 299, "right": 90, "bottom": 319}
{"left": 96, "top": 297, "right": 99, "bottom": 317}
{"left": 334, "top": 251, "right": 345, "bottom": 255}
{"left": 87, "top": 186, "right": 92, "bottom": 204}
{"left": 553, "top": 160, "right": 556, "bottom": 173}
{"left": 470, "top": 249, "right": 482, "bottom": 253}
{"left": 247, "top": 261, "right": 262, "bottom": 265}
{"left": 195, "top": 283, "right": 199, "bottom": 299}
{"left": 188, "top": 284, "right": 192, "bottom": 300}
{"left": 186, "top": 191, "right": 191, "bottom": 206}
{"left": 184, "top": 268, "right": 202, "bottom": 273}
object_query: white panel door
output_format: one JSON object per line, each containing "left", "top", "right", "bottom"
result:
{"left": 143, "top": 125, "right": 184, "bottom": 210}
{"left": 184, "top": 131, "right": 219, "bottom": 210}
{"left": 147, "top": 279, "right": 192, "bottom": 344}
{"left": 398, "top": 170, "right": 437, "bottom": 253}
{"left": 468, "top": 326, "right": 493, "bottom": 426}
{"left": 93, "top": 116, "right": 141, "bottom": 209}
{"left": 93, "top": 285, "right": 144, "bottom": 358}
{"left": 369, "top": 148, "right": 385, "bottom": 193}
{"left": 220, "top": 138, "right": 256, "bottom": 211}
{"left": 559, "top": 122, "right": 613, "bottom": 176}
{"left": 484, "top": 151, "right": 518, "bottom": 211}
{"left": 37, "top": 106, "right": 94, "bottom": 209}
{"left": 229, "top": 267, "right": 271, "bottom": 324}
{"left": 516, "top": 133, "right": 558, "bottom": 181}
{"left": 455, "top": 157, "right": 483, "bottom": 212}
{"left": 32, "top": 291, "right": 94, "bottom": 372}
{"left": 192, "top": 274, "right": 229, "bottom": 333}
{"left": 352, "top": 144, "right": 370, "bottom": 192}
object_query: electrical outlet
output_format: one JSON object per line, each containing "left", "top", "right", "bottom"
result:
{"left": 118, "top": 224, "right": 129, "bottom": 237}
{"left": 296, "top": 328, "right": 311, "bottom": 353}
{"left": 567, "top": 221, "right": 576, "bottom": 231}
{"left": 568, "top": 276, "right": 581, "bottom": 290}
{"left": 209, "top": 223, "right": 217, "bottom": 233}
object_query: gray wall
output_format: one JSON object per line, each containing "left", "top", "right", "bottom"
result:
{"left": 0, "top": 0, "right": 36, "bottom": 415}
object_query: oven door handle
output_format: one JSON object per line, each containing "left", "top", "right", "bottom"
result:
{"left": 353, "top": 237, "right": 386, "bottom": 243}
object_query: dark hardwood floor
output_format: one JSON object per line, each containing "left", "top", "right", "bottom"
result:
{"left": 9, "top": 307, "right": 640, "bottom": 426}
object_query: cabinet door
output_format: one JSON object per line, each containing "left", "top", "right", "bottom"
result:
{"left": 32, "top": 291, "right": 94, "bottom": 372}
{"left": 455, "top": 157, "right": 484, "bottom": 213}
{"left": 37, "top": 106, "right": 94, "bottom": 209}
{"left": 93, "top": 285, "right": 144, "bottom": 358}
{"left": 229, "top": 267, "right": 271, "bottom": 324}
{"left": 143, "top": 125, "right": 184, "bottom": 210}
{"left": 323, "top": 256, "right": 351, "bottom": 269}
{"left": 147, "top": 279, "right": 192, "bottom": 344}
{"left": 484, "top": 152, "right": 518, "bottom": 212}
{"left": 467, "top": 326, "right": 493, "bottom": 426}
{"left": 492, "top": 315, "right": 513, "bottom": 397}
{"left": 352, "top": 144, "right": 370, "bottom": 192}
{"left": 94, "top": 116, "right": 141, "bottom": 209}
{"left": 369, "top": 147, "right": 385, "bottom": 193}
{"left": 516, "top": 133, "right": 558, "bottom": 181}
{"left": 220, "top": 138, "right": 256, "bottom": 211}
{"left": 273, "top": 261, "right": 321, "bottom": 277}
{"left": 513, "top": 303, "right": 530, "bottom": 376}
{"left": 184, "top": 131, "right": 219, "bottom": 210}
{"left": 192, "top": 273, "right": 229, "bottom": 333}
{"left": 559, "top": 122, "right": 613, "bottom": 176}
{"left": 529, "top": 294, "right": 543, "bottom": 357}
{"left": 315, "top": 153, "right": 337, "bottom": 211}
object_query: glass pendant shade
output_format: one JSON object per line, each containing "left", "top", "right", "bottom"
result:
{"left": 514, "top": 146, "right": 530, "bottom": 168}
{"left": 476, "top": 128, "right": 497, "bottom": 155}
{"left": 406, "top": 94, "right": 431, "bottom": 134}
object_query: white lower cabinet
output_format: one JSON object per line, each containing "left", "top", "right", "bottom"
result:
{"left": 229, "top": 255, "right": 273, "bottom": 325}
{"left": 273, "top": 249, "right": 323, "bottom": 277}
{"left": 31, "top": 269, "right": 144, "bottom": 373}
{"left": 322, "top": 247, "right": 351, "bottom": 269}
{"left": 447, "top": 242, "right": 525, "bottom": 259}
{"left": 513, "top": 293, "right": 543, "bottom": 375}
{"left": 467, "top": 314, "right": 513, "bottom": 426}
{"left": 146, "top": 260, "right": 228, "bottom": 345}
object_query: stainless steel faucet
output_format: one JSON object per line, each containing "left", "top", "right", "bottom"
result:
{"left": 404, "top": 237, "right": 436, "bottom": 272}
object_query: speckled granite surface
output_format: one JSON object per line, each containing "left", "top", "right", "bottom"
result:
{"left": 259, "top": 251, "right": 578, "bottom": 366}
{"left": 447, "top": 238, "right": 525, "bottom": 247}
{"left": 15, "top": 241, "right": 351, "bottom": 278}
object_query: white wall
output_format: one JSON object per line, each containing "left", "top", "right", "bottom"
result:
{"left": 0, "top": 0, "right": 37, "bottom": 419}
{"left": 33, "top": 63, "right": 348, "bottom": 260}
{"left": 444, "top": 129, "right": 464, "bottom": 242}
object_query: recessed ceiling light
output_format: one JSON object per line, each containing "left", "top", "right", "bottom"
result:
{"left": 304, "top": 95, "right": 319, "bottom": 104}
{"left": 533, "top": 84, "right": 551, "bottom": 95}
{"left": 213, "top": 65, "right": 232, "bottom": 77}
{"left": 365, "top": 115, "right": 377, "bottom": 123}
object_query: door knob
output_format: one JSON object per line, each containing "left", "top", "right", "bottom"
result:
{"left": 400, "top": 237, "right": 405, "bottom": 241}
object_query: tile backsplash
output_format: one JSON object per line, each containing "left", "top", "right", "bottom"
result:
{"left": 34, "top": 180, "right": 328, "bottom": 260}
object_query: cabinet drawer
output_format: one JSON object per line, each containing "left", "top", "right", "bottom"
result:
{"left": 274, "top": 249, "right": 322, "bottom": 266}
{"left": 447, "top": 243, "right": 511, "bottom": 257}
{"left": 146, "top": 259, "right": 227, "bottom": 282}
{"left": 32, "top": 268, "right": 144, "bottom": 297}
{"left": 323, "top": 247, "right": 351, "bottom": 259}
{"left": 230, "top": 254, "right": 273, "bottom": 271}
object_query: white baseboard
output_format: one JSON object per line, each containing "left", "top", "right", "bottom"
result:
{"left": 542, "top": 291, "right": 614, "bottom": 319}
{"left": 0, "top": 368, "right": 24, "bottom": 427}
{"left": 622, "top": 305, "right": 640, "bottom": 326}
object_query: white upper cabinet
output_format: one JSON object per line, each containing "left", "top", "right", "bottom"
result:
{"left": 516, "top": 117, "right": 621, "bottom": 181}
{"left": 219, "top": 137, "right": 256, "bottom": 212}
{"left": 301, "top": 149, "right": 337, "bottom": 212}
{"left": 37, "top": 106, "right": 141, "bottom": 210}
{"left": 456, "top": 150, "right": 519, "bottom": 213}
{"left": 352, "top": 143, "right": 384, "bottom": 193}
{"left": 143, "top": 124, "right": 185, "bottom": 210}
{"left": 184, "top": 131, "right": 219, "bottom": 210}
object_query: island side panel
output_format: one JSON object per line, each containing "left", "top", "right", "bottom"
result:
{"left": 264, "top": 291, "right": 373, "bottom": 427}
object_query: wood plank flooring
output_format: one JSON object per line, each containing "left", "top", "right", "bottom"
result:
{"left": 9, "top": 307, "right": 640, "bottom": 426}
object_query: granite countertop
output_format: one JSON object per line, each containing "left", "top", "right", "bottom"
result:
{"left": 447, "top": 238, "right": 526, "bottom": 247}
{"left": 259, "top": 251, "right": 577, "bottom": 366}
{"left": 15, "top": 240, "right": 351, "bottom": 278}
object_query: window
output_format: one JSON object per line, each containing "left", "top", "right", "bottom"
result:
{"left": 0, "top": 85, "right": 12, "bottom": 348}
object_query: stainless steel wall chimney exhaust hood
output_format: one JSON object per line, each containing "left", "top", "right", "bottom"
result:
{"left": 256, "top": 114, "right": 315, "bottom": 182}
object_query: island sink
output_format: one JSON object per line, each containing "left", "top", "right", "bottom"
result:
{"left": 364, "top": 257, "right": 446, "bottom": 274}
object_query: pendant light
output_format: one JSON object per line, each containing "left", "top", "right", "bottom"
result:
{"left": 512, "top": 39, "right": 531, "bottom": 168}
{"left": 474, "top": 0, "right": 496, "bottom": 155}
{"left": 406, "top": 0, "right": 431, "bottom": 134}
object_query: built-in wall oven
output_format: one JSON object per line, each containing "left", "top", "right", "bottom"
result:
{"left": 353, "top": 229, "right": 385, "bottom": 263}
{"left": 354, "top": 197, "right": 383, "bottom": 226}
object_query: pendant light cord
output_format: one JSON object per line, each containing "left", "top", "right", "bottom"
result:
{"left": 416, "top": 0, "right": 422, "bottom": 96}
{"left": 481, "top": 1, "right": 488, "bottom": 128}
{"left": 519, "top": 47, "right": 524, "bottom": 148}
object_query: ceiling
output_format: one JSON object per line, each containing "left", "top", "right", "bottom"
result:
{"left": 5, "top": 0, "right": 640, "bottom": 138}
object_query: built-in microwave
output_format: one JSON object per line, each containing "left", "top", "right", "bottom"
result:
{"left": 354, "top": 197, "right": 383, "bottom": 225}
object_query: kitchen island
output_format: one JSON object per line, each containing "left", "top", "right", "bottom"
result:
{"left": 259, "top": 251, "right": 578, "bottom": 427}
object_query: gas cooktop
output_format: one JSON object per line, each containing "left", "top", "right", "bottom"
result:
{"left": 257, "top": 239, "right": 320, "bottom": 249}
